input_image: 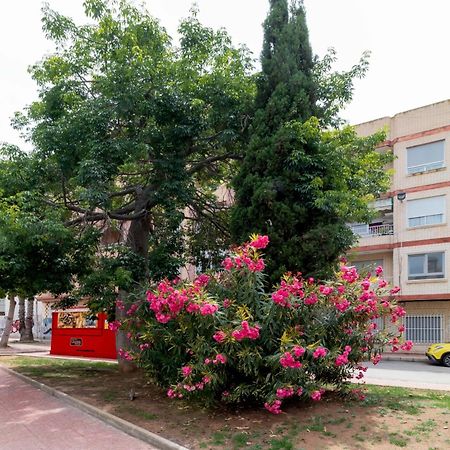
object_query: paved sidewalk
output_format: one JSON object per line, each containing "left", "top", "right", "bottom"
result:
{"left": 0, "top": 340, "right": 51, "bottom": 356}
{"left": 0, "top": 367, "right": 156, "bottom": 450}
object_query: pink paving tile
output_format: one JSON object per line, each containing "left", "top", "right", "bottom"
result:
{"left": 0, "top": 368, "right": 157, "bottom": 450}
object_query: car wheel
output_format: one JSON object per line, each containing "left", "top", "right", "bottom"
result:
{"left": 442, "top": 353, "right": 450, "bottom": 368}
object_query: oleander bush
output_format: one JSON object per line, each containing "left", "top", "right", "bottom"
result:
{"left": 118, "top": 235, "right": 411, "bottom": 413}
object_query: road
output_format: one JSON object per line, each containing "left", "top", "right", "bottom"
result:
{"left": 357, "top": 360, "right": 450, "bottom": 391}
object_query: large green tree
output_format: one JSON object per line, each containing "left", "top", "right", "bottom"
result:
{"left": 0, "top": 159, "right": 97, "bottom": 346}
{"left": 231, "top": 0, "right": 392, "bottom": 283}
{"left": 1, "top": 0, "right": 254, "bottom": 364}
{"left": 5, "top": 0, "right": 254, "bottom": 284}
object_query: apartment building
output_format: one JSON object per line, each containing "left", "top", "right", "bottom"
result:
{"left": 349, "top": 99, "right": 450, "bottom": 351}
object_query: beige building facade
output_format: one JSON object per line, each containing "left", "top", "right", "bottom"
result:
{"left": 350, "top": 100, "right": 450, "bottom": 351}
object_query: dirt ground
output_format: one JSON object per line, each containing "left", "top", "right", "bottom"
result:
{"left": 1, "top": 356, "right": 449, "bottom": 449}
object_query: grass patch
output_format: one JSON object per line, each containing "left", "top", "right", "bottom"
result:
{"left": 404, "top": 419, "right": 437, "bottom": 437}
{"left": 362, "top": 385, "right": 449, "bottom": 416}
{"left": 231, "top": 432, "right": 248, "bottom": 448}
{"left": 388, "top": 432, "right": 409, "bottom": 447}
{"left": 210, "top": 431, "right": 228, "bottom": 446}
{"left": 0, "top": 356, "right": 114, "bottom": 378}
{"left": 102, "top": 391, "right": 118, "bottom": 402}
{"left": 116, "top": 405, "right": 158, "bottom": 420}
{"left": 352, "top": 433, "right": 365, "bottom": 442}
{"left": 326, "top": 417, "right": 346, "bottom": 426}
{"left": 306, "top": 415, "right": 325, "bottom": 432}
{"left": 269, "top": 436, "right": 294, "bottom": 450}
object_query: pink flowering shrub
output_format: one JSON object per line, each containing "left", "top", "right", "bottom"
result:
{"left": 119, "top": 235, "right": 412, "bottom": 413}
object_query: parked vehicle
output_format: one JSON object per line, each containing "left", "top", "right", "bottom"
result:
{"left": 426, "top": 343, "right": 450, "bottom": 367}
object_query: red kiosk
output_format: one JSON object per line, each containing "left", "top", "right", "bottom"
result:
{"left": 50, "top": 309, "right": 116, "bottom": 359}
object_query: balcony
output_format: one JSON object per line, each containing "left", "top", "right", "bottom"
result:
{"left": 371, "top": 197, "right": 393, "bottom": 212}
{"left": 349, "top": 223, "right": 394, "bottom": 238}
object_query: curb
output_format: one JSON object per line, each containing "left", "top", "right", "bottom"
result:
{"left": 0, "top": 366, "right": 188, "bottom": 450}
{"left": 381, "top": 354, "right": 428, "bottom": 363}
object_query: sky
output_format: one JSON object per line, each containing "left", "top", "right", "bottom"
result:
{"left": 1, "top": 0, "right": 450, "bottom": 148}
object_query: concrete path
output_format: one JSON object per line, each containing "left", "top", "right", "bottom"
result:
{"left": 0, "top": 367, "right": 156, "bottom": 450}
{"left": 359, "top": 360, "right": 450, "bottom": 391}
{"left": 0, "top": 340, "right": 51, "bottom": 355}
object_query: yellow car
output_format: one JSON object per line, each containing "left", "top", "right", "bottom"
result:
{"left": 426, "top": 343, "right": 450, "bottom": 367}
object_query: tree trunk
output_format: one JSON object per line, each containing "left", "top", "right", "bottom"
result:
{"left": 0, "top": 296, "right": 17, "bottom": 348}
{"left": 18, "top": 296, "right": 26, "bottom": 342}
{"left": 23, "top": 297, "right": 35, "bottom": 342}
{"left": 116, "top": 290, "right": 136, "bottom": 373}
{"left": 116, "top": 215, "right": 152, "bottom": 372}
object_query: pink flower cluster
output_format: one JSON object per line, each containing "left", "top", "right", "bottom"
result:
{"left": 390, "top": 305, "right": 406, "bottom": 323}
{"left": 199, "top": 303, "right": 218, "bottom": 315}
{"left": 232, "top": 321, "right": 260, "bottom": 341}
{"left": 340, "top": 266, "right": 359, "bottom": 283}
{"left": 333, "top": 297, "right": 351, "bottom": 313}
{"left": 126, "top": 304, "right": 138, "bottom": 316}
{"left": 335, "top": 345, "right": 352, "bottom": 366}
{"left": 264, "top": 399, "right": 282, "bottom": 414}
{"left": 371, "top": 354, "right": 382, "bottom": 365}
{"left": 205, "top": 354, "right": 227, "bottom": 365}
{"left": 147, "top": 280, "right": 188, "bottom": 323}
{"left": 319, "top": 286, "right": 334, "bottom": 296}
{"left": 304, "top": 293, "right": 318, "bottom": 306}
{"left": 265, "top": 386, "right": 305, "bottom": 414}
{"left": 116, "top": 299, "right": 125, "bottom": 310}
{"left": 118, "top": 348, "right": 133, "bottom": 361}
{"left": 108, "top": 320, "right": 121, "bottom": 331}
{"left": 280, "top": 346, "right": 305, "bottom": 368}
{"left": 147, "top": 278, "right": 219, "bottom": 323}
{"left": 276, "top": 387, "right": 294, "bottom": 399}
{"left": 212, "top": 330, "right": 227, "bottom": 343}
{"left": 400, "top": 340, "right": 414, "bottom": 351}
{"left": 168, "top": 373, "right": 214, "bottom": 398}
{"left": 312, "top": 347, "right": 328, "bottom": 359}
{"left": 351, "top": 388, "right": 366, "bottom": 401}
{"left": 181, "top": 365, "right": 193, "bottom": 377}
{"left": 221, "top": 235, "right": 268, "bottom": 273}
{"left": 271, "top": 275, "right": 304, "bottom": 308}
{"left": 310, "top": 389, "right": 325, "bottom": 401}
{"left": 249, "top": 235, "right": 270, "bottom": 249}
{"left": 194, "top": 274, "right": 210, "bottom": 287}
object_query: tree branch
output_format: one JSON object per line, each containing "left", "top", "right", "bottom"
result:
{"left": 187, "top": 153, "right": 242, "bottom": 175}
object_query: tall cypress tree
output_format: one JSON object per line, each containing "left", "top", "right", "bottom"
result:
{"left": 231, "top": 0, "right": 390, "bottom": 283}
{"left": 256, "top": 0, "right": 316, "bottom": 125}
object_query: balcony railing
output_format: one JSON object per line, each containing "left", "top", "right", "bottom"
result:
{"left": 350, "top": 223, "right": 394, "bottom": 238}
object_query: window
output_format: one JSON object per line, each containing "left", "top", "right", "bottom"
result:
{"left": 353, "top": 259, "right": 383, "bottom": 274}
{"left": 407, "top": 140, "right": 445, "bottom": 174}
{"left": 0, "top": 298, "right": 5, "bottom": 316}
{"left": 408, "top": 252, "right": 445, "bottom": 280}
{"left": 407, "top": 195, "right": 445, "bottom": 227}
{"left": 405, "top": 315, "right": 442, "bottom": 343}
{"left": 371, "top": 316, "right": 385, "bottom": 332}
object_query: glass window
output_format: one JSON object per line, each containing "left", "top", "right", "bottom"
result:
{"left": 407, "top": 196, "right": 445, "bottom": 227}
{"left": 408, "top": 252, "right": 444, "bottom": 280}
{"left": 407, "top": 140, "right": 445, "bottom": 174}
{"left": 0, "top": 298, "right": 5, "bottom": 316}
